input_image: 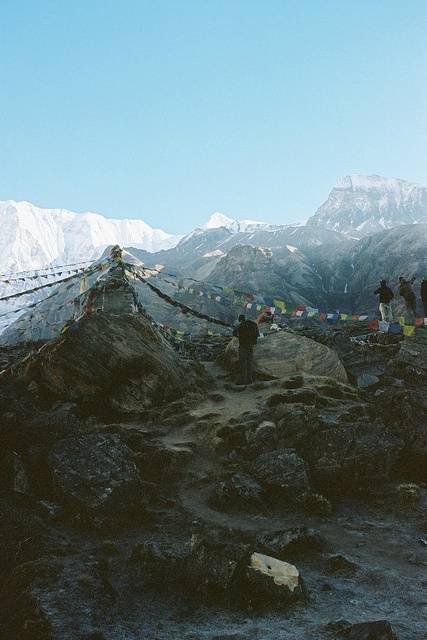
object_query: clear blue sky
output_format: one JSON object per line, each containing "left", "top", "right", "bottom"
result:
{"left": 1, "top": 0, "right": 426, "bottom": 233}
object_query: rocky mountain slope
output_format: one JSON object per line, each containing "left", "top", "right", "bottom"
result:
{"left": 3, "top": 222, "right": 426, "bottom": 346}
{"left": 0, "top": 303, "right": 426, "bottom": 639}
{"left": 128, "top": 224, "right": 427, "bottom": 321}
{"left": 129, "top": 222, "right": 351, "bottom": 288}
{"left": 2, "top": 175, "right": 427, "bottom": 334}
{"left": 307, "top": 175, "right": 427, "bottom": 238}
{"left": 307, "top": 222, "right": 427, "bottom": 315}
{"left": 206, "top": 244, "right": 328, "bottom": 308}
{"left": 7, "top": 173, "right": 426, "bottom": 278}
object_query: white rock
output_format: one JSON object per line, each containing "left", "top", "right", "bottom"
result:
{"left": 249, "top": 552, "right": 300, "bottom": 592}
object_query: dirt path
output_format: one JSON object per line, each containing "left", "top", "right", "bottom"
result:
{"left": 160, "top": 361, "right": 427, "bottom": 574}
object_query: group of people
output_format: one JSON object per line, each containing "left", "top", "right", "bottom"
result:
{"left": 233, "top": 277, "right": 427, "bottom": 385}
{"left": 375, "top": 276, "right": 427, "bottom": 322}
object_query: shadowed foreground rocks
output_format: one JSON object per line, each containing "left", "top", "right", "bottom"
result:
{"left": 0, "top": 325, "right": 425, "bottom": 639}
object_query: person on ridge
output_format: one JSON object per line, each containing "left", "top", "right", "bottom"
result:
{"left": 398, "top": 276, "right": 417, "bottom": 321}
{"left": 421, "top": 277, "right": 427, "bottom": 318}
{"left": 233, "top": 314, "right": 259, "bottom": 385}
{"left": 374, "top": 279, "right": 394, "bottom": 322}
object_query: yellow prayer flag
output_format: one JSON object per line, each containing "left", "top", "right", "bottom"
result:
{"left": 274, "top": 299, "right": 286, "bottom": 311}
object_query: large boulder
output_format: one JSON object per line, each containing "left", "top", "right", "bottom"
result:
{"left": 256, "top": 527, "right": 326, "bottom": 558}
{"left": 211, "top": 473, "right": 263, "bottom": 511}
{"left": 219, "top": 332, "right": 347, "bottom": 382}
{"left": 392, "top": 335, "right": 427, "bottom": 373}
{"left": 251, "top": 450, "right": 311, "bottom": 499}
{"left": 239, "top": 552, "right": 305, "bottom": 607}
{"left": 22, "top": 313, "right": 206, "bottom": 414}
{"left": 187, "top": 533, "right": 249, "bottom": 598}
{"left": 272, "top": 403, "right": 400, "bottom": 495}
{"left": 48, "top": 433, "right": 144, "bottom": 518}
{"left": 345, "top": 620, "right": 397, "bottom": 639}
{"left": 186, "top": 534, "right": 305, "bottom": 609}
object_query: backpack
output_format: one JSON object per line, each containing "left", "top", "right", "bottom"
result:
{"left": 383, "top": 286, "right": 394, "bottom": 303}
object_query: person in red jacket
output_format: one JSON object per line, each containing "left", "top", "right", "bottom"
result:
{"left": 256, "top": 309, "right": 274, "bottom": 327}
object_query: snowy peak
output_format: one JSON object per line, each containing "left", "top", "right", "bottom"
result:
{"left": 0, "top": 200, "right": 181, "bottom": 274}
{"left": 202, "top": 212, "right": 237, "bottom": 230}
{"left": 202, "top": 211, "right": 274, "bottom": 233}
{"left": 307, "top": 175, "right": 427, "bottom": 237}
{"left": 334, "top": 174, "right": 421, "bottom": 196}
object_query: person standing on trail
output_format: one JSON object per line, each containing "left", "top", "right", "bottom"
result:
{"left": 421, "top": 277, "right": 427, "bottom": 318}
{"left": 374, "top": 279, "right": 394, "bottom": 322}
{"left": 398, "top": 276, "right": 417, "bottom": 321}
{"left": 233, "top": 314, "right": 259, "bottom": 385}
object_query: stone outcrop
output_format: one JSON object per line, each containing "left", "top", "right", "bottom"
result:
{"left": 22, "top": 312, "right": 207, "bottom": 415}
{"left": 344, "top": 620, "right": 397, "bottom": 639}
{"left": 48, "top": 433, "right": 144, "bottom": 518}
{"left": 251, "top": 450, "right": 311, "bottom": 499}
{"left": 242, "top": 552, "right": 304, "bottom": 607}
{"left": 219, "top": 331, "right": 348, "bottom": 382}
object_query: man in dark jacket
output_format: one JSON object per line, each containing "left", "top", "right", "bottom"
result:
{"left": 374, "top": 280, "right": 394, "bottom": 321}
{"left": 233, "top": 314, "right": 259, "bottom": 384}
{"left": 399, "top": 276, "right": 417, "bottom": 319}
{"left": 421, "top": 277, "right": 427, "bottom": 318}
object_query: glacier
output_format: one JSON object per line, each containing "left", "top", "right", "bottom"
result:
{"left": 0, "top": 200, "right": 182, "bottom": 276}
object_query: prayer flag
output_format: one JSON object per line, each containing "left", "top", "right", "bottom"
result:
{"left": 274, "top": 299, "right": 286, "bottom": 311}
{"left": 403, "top": 325, "right": 415, "bottom": 336}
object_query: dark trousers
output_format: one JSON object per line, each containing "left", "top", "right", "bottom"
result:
{"left": 405, "top": 295, "right": 416, "bottom": 315}
{"left": 238, "top": 344, "right": 254, "bottom": 384}
{"left": 423, "top": 301, "right": 427, "bottom": 318}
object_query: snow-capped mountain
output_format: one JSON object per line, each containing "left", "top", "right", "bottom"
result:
{"left": 202, "top": 212, "right": 275, "bottom": 233}
{"left": 0, "top": 200, "right": 181, "bottom": 275}
{"left": 307, "top": 175, "right": 427, "bottom": 237}
{"left": 2, "top": 174, "right": 427, "bottom": 280}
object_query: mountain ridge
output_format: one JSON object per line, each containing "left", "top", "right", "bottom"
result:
{"left": 1, "top": 174, "right": 426, "bottom": 280}
{"left": 307, "top": 174, "right": 427, "bottom": 237}
{"left": 0, "top": 199, "right": 182, "bottom": 275}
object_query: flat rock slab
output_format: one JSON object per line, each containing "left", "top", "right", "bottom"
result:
{"left": 220, "top": 332, "right": 347, "bottom": 383}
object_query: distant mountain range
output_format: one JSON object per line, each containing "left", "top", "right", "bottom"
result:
{"left": 2, "top": 174, "right": 427, "bottom": 339}
{"left": 0, "top": 199, "right": 182, "bottom": 275}
{"left": 2, "top": 175, "right": 426, "bottom": 278}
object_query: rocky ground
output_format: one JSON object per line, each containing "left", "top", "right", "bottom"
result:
{"left": 0, "top": 314, "right": 426, "bottom": 640}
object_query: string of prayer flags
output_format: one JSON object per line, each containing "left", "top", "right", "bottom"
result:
{"left": 0, "top": 260, "right": 109, "bottom": 304}
{"left": 0, "top": 259, "right": 93, "bottom": 281}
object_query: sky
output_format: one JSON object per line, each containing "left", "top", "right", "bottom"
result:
{"left": 1, "top": 0, "right": 426, "bottom": 234}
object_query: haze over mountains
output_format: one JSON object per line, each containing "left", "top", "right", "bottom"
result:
{"left": 1, "top": 174, "right": 427, "bottom": 339}
{"left": 1, "top": 175, "right": 427, "bottom": 277}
